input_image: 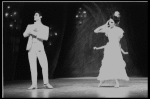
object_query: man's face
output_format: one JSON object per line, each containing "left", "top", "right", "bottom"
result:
{"left": 34, "top": 13, "right": 42, "bottom": 21}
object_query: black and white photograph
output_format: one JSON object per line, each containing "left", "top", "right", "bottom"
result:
{"left": 2, "top": 1, "right": 148, "bottom": 98}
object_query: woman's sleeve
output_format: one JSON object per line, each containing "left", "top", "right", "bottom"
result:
{"left": 119, "top": 28, "right": 124, "bottom": 39}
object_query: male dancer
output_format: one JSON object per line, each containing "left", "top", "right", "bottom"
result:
{"left": 23, "top": 11, "right": 53, "bottom": 89}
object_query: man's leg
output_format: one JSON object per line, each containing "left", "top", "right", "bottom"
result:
{"left": 37, "top": 50, "right": 53, "bottom": 88}
{"left": 37, "top": 50, "right": 48, "bottom": 84}
{"left": 28, "top": 50, "right": 38, "bottom": 89}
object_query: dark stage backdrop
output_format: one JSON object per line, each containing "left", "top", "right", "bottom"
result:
{"left": 3, "top": 2, "right": 67, "bottom": 81}
{"left": 53, "top": 2, "right": 148, "bottom": 78}
{"left": 3, "top": 2, "right": 147, "bottom": 81}
{"left": 14, "top": 3, "right": 67, "bottom": 80}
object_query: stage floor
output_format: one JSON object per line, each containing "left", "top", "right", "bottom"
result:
{"left": 3, "top": 77, "right": 148, "bottom": 98}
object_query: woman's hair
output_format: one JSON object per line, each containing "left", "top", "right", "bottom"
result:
{"left": 110, "top": 15, "right": 120, "bottom": 26}
{"left": 112, "top": 11, "right": 121, "bottom": 26}
{"left": 35, "top": 11, "right": 42, "bottom": 16}
{"left": 113, "top": 16, "right": 120, "bottom": 24}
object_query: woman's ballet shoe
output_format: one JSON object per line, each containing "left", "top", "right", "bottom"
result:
{"left": 98, "top": 83, "right": 102, "bottom": 87}
{"left": 114, "top": 84, "right": 119, "bottom": 88}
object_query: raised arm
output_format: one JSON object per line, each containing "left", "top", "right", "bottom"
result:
{"left": 94, "top": 20, "right": 109, "bottom": 33}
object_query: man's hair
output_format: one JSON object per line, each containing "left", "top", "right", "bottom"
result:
{"left": 35, "top": 11, "right": 42, "bottom": 16}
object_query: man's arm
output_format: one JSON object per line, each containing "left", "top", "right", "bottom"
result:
{"left": 23, "top": 24, "right": 37, "bottom": 38}
{"left": 23, "top": 25, "right": 31, "bottom": 38}
{"left": 36, "top": 26, "right": 49, "bottom": 41}
{"left": 30, "top": 28, "right": 38, "bottom": 37}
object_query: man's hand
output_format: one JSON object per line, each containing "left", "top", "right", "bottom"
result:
{"left": 30, "top": 28, "right": 38, "bottom": 37}
{"left": 34, "top": 28, "right": 38, "bottom": 32}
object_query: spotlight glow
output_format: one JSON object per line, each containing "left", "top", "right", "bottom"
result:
{"left": 76, "top": 15, "right": 78, "bottom": 18}
{"left": 79, "top": 21, "right": 82, "bottom": 24}
{"left": 83, "top": 11, "right": 86, "bottom": 13}
{"left": 5, "top": 13, "right": 9, "bottom": 17}
{"left": 10, "top": 24, "right": 13, "bottom": 27}
{"left": 84, "top": 14, "right": 87, "bottom": 17}
{"left": 7, "top": 6, "right": 10, "bottom": 9}
{"left": 14, "top": 12, "right": 17, "bottom": 15}
{"left": 55, "top": 32, "right": 57, "bottom": 36}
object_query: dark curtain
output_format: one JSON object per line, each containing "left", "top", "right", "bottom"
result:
{"left": 53, "top": 2, "right": 147, "bottom": 78}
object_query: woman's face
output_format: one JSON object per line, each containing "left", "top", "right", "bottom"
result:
{"left": 109, "top": 19, "right": 115, "bottom": 28}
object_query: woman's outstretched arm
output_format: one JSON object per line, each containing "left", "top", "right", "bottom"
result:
{"left": 93, "top": 45, "right": 105, "bottom": 50}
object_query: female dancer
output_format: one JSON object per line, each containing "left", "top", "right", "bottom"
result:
{"left": 93, "top": 11, "right": 129, "bottom": 88}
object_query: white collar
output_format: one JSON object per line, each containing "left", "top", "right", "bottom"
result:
{"left": 34, "top": 21, "right": 42, "bottom": 25}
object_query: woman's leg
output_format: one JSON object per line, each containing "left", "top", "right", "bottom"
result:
{"left": 98, "top": 80, "right": 105, "bottom": 87}
{"left": 114, "top": 79, "right": 119, "bottom": 88}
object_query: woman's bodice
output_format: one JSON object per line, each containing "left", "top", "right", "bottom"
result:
{"left": 105, "top": 26, "right": 124, "bottom": 43}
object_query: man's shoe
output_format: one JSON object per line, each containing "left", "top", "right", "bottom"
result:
{"left": 44, "top": 83, "right": 53, "bottom": 89}
{"left": 28, "top": 85, "right": 38, "bottom": 90}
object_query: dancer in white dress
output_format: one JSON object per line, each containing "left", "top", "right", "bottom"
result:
{"left": 93, "top": 11, "right": 129, "bottom": 88}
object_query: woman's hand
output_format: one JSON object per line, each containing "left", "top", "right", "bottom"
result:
{"left": 124, "top": 52, "right": 129, "bottom": 54}
{"left": 93, "top": 47, "right": 97, "bottom": 50}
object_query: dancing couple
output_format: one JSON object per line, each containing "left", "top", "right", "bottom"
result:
{"left": 23, "top": 11, "right": 129, "bottom": 89}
